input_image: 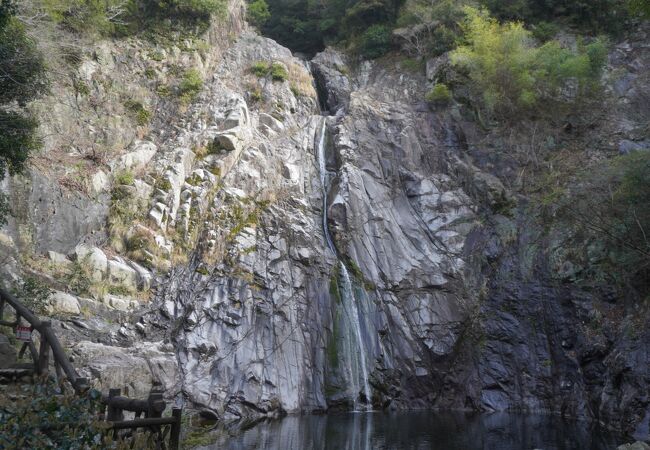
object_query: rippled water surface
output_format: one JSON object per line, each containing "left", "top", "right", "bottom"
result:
{"left": 205, "top": 411, "right": 625, "bottom": 450}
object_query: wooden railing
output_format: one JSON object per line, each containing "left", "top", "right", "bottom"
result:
{"left": 0, "top": 286, "right": 88, "bottom": 393}
{"left": 0, "top": 286, "right": 183, "bottom": 449}
{"left": 103, "top": 386, "right": 182, "bottom": 449}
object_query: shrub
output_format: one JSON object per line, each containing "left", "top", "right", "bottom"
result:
{"left": 156, "top": 0, "right": 227, "bottom": 18}
{"left": 0, "top": 17, "right": 47, "bottom": 104}
{"left": 250, "top": 61, "right": 270, "bottom": 77}
{"left": 396, "top": 0, "right": 466, "bottom": 56}
{"left": 14, "top": 277, "right": 52, "bottom": 315}
{"left": 0, "top": 193, "right": 8, "bottom": 227}
{"left": 480, "top": 0, "right": 634, "bottom": 35}
{"left": 559, "top": 151, "right": 650, "bottom": 293}
{"left": 114, "top": 170, "right": 135, "bottom": 186}
{"left": 401, "top": 58, "right": 423, "bottom": 72}
{"left": 270, "top": 62, "right": 288, "bottom": 81}
{"left": 247, "top": 0, "right": 270, "bottom": 26}
{"left": 46, "top": 0, "right": 128, "bottom": 35}
{"left": 425, "top": 83, "right": 452, "bottom": 106}
{"left": 0, "top": 383, "right": 120, "bottom": 449}
{"left": 0, "top": 111, "right": 41, "bottom": 178}
{"left": 0, "top": 8, "right": 46, "bottom": 226}
{"left": 179, "top": 68, "right": 203, "bottom": 103}
{"left": 531, "top": 21, "right": 560, "bottom": 42}
{"left": 249, "top": 61, "right": 288, "bottom": 81}
{"left": 450, "top": 7, "right": 607, "bottom": 119}
{"left": 359, "top": 24, "right": 392, "bottom": 59}
{"left": 124, "top": 100, "right": 152, "bottom": 126}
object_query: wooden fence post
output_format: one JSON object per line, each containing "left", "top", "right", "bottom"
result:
{"left": 107, "top": 388, "right": 124, "bottom": 422}
{"left": 37, "top": 321, "right": 51, "bottom": 376}
{"left": 169, "top": 407, "right": 182, "bottom": 450}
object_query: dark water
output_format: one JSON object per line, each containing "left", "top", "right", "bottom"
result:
{"left": 206, "top": 411, "right": 627, "bottom": 450}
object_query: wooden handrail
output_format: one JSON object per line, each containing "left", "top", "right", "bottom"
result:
{"left": 0, "top": 286, "right": 88, "bottom": 393}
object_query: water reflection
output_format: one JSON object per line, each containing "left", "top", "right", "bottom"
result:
{"left": 204, "top": 411, "right": 624, "bottom": 450}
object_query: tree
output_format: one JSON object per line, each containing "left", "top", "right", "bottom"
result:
{"left": 359, "top": 24, "right": 392, "bottom": 58}
{"left": 0, "top": 0, "right": 46, "bottom": 226}
{"left": 559, "top": 151, "right": 650, "bottom": 293}
{"left": 450, "top": 7, "right": 607, "bottom": 119}
{"left": 0, "top": 17, "right": 47, "bottom": 104}
{"left": 248, "top": 0, "right": 270, "bottom": 26}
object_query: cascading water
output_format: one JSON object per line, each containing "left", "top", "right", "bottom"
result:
{"left": 316, "top": 118, "right": 372, "bottom": 409}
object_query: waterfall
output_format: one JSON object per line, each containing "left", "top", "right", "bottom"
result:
{"left": 316, "top": 118, "right": 372, "bottom": 409}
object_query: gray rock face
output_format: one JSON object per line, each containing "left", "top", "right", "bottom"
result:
{"left": 5, "top": 171, "right": 109, "bottom": 254}
{"left": 1, "top": 5, "right": 648, "bottom": 440}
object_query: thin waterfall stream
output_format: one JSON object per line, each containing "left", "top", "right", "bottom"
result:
{"left": 316, "top": 117, "right": 372, "bottom": 409}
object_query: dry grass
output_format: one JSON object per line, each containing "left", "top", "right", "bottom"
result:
{"left": 286, "top": 62, "right": 317, "bottom": 99}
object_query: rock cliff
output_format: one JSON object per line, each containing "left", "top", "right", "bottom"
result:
{"left": 1, "top": 1, "right": 648, "bottom": 440}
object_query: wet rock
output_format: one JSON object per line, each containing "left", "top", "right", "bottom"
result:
{"left": 618, "top": 443, "right": 650, "bottom": 450}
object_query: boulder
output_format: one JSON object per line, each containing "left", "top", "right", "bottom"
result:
{"left": 618, "top": 443, "right": 650, "bottom": 450}
{"left": 213, "top": 133, "right": 239, "bottom": 151}
{"left": 47, "top": 251, "right": 70, "bottom": 265}
{"left": 104, "top": 294, "right": 134, "bottom": 312}
{"left": 48, "top": 291, "right": 81, "bottom": 315}
{"left": 74, "top": 244, "right": 108, "bottom": 281}
{"left": 112, "top": 140, "right": 157, "bottom": 172}
{"left": 108, "top": 259, "right": 139, "bottom": 289}
{"left": 259, "top": 113, "right": 285, "bottom": 133}
{"left": 90, "top": 170, "right": 110, "bottom": 195}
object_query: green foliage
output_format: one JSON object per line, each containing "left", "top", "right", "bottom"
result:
{"left": 479, "top": 0, "right": 632, "bottom": 34}
{"left": 450, "top": 7, "right": 607, "bottom": 119}
{"left": 124, "top": 100, "right": 152, "bottom": 126}
{"left": 247, "top": 0, "right": 270, "bottom": 26}
{"left": 270, "top": 62, "right": 288, "bottom": 81}
{"left": 43, "top": 0, "right": 128, "bottom": 35}
{"left": 0, "top": 111, "right": 41, "bottom": 177}
{"left": 0, "top": 6, "right": 46, "bottom": 226}
{"left": 0, "top": 384, "right": 109, "bottom": 449}
{"left": 558, "top": 151, "right": 650, "bottom": 293}
{"left": 114, "top": 170, "right": 135, "bottom": 186}
{"left": 262, "top": 0, "right": 403, "bottom": 55}
{"left": 0, "top": 0, "right": 17, "bottom": 28}
{"left": 249, "top": 61, "right": 288, "bottom": 81}
{"left": 400, "top": 57, "right": 423, "bottom": 72}
{"left": 628, "top": 0, "right": 650, "bottom": 18}
{"left": 358, "top": 24, "right": 392, "bottom": 59}
{"left": 0, "top": 193, "right": 8, "bottom": 227}
{"left": 14, "top": 277, "right": 52, "bottom": 315}
{"left": 179, "top": 68, "right": 203, "bottom": 103}
{"left": 425, "top": 83, "right": 452, "bottom": 106}
{"left": 109, "top": 185, "right": 146, "bottom": 252}
{"left": 0, "top": 18, "right": 48, "bottom": 104}
{"left": 39, "top": 0, "right": 228, "bottom": 37}
{"left": 396, "top": 0, "right": 466, "bottom": 56}
{"left": 151, "top": 0, "right": 227, "bottom": 18}
{"left": 531, "top": 21, "right": 560, "bottom": 42}
{"left": 250, "top": 61, "right": 270, "bottom": 77}
{"left": 65, "top": 257, "right": 93, "bottom": 296}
